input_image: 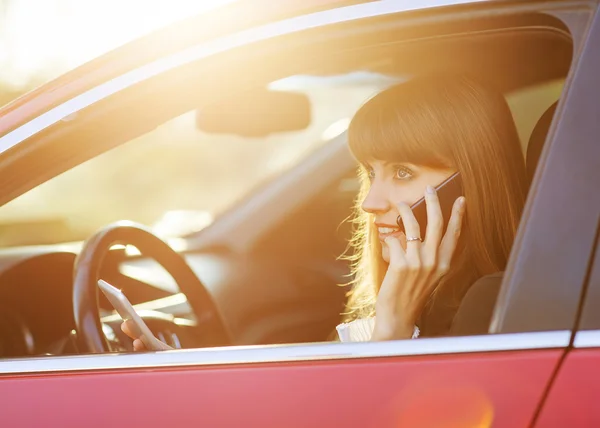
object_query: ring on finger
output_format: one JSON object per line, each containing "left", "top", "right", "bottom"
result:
{"left": 406, "top": 236, "right": 422, "bottom": 243}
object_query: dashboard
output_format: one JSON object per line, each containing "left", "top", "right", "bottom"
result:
{"left": 0, "top": 241, "right": 347, "bottom": 358}
{"left": 0, "top": 142, "right": 355, "bottom": 358}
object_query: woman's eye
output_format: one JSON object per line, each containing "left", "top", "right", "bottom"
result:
{"left": 394, "top": 167, "right": 414, "bottom": 181}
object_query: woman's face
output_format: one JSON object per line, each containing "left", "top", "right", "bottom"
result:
{"left": 361, "top": 160, "right": 456, "bottom": 263}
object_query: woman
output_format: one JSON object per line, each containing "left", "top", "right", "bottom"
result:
{"left": 337, "top": 74, "right": 527, "bottom": 341}
{"left": 122, "top": 74, "right": 528, "bottom": 349}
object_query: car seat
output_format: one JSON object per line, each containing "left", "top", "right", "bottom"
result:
{"left": 526, "top": 101, "right": 558, "bottom": 185}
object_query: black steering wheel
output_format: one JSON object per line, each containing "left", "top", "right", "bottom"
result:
{"left": 72, "top": 221, "right": 231, "bottom": 353}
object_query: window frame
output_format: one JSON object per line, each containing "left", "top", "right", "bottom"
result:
{"left": 0, "top": 331, "right": 571, "bottom": 375}
{"left": 0, "top": 0, "right": 594, "bottom": 373}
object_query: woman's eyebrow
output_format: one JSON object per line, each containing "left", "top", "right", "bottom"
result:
{"left": 384, "top": 161, "right": 419, "bottom": 168}
{"left": 381, "top": 160, "right": 404, "bottom": 166}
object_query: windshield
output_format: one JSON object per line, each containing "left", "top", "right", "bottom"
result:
{"left": 0, "top": 73, "right": 391, "bottom": 247}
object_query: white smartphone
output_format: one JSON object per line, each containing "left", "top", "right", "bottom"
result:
{"left": 97, "top": 279, "right": 166, "bottom": 351}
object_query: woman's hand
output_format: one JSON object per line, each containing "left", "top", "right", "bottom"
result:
{"left": 120, "top": 320, "right": 173, "bottom": 351}
{"left": 372, "top": 186, "right": 466, "bottom": 341}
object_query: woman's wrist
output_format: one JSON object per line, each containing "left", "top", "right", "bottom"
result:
{"left": 372, "top": 301, "right": 417, "bottom": 341}
{"left": 371, "top": 316, "right": 415, "bottom": 341}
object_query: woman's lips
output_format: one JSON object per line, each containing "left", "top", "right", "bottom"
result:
{"left": 377, "top": 227, "right": 405, "bottom": 242}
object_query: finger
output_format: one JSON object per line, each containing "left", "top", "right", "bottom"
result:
{"left": 121, "top": 320, "right": 138, "bottom": 340}
{"left": 396, "top": 202, "right": 421, "bottom": 260}
{"left": 379, "top": 236, "right": 407, "bottom": 302}
{"left": 132, "top": 339, "right": 146, "bottom": 352}
{"left": 384, "top": 235, "right": 407, "bottom": 271}
{"left": 424, "top": 185, "right": 444, "bottom": 250}
{"left": 438, "top": 197, "right": 466, "bottom": 273}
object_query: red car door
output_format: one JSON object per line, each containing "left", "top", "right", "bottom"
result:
{"left": 536, "top": 336, "right": 600, "bottom": 427}
{"left": 0, "top": 336, "right": 567, "bottom": 427}
{"left": 533, "top": 249, "right": 600, "bottom": 427}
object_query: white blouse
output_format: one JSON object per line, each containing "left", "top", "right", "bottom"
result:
{"left": 336, "top": 317, "right": 420, "bottom": 342}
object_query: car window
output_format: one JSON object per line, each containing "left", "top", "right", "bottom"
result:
{"left": 0, "top": 73, "right": 392, "bottom": 247}
{"left": 0, "top": 4, "right": 587, "bottom": 362}
{"left": 505, "top": 79, "right": 564, "bottom": 152}
{"left": 0, "top": 75, "right": 563, "bottom": 249}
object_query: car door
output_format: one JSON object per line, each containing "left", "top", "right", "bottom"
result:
{"left": 535, "top": 233, "right": 600, "bottom": 427}
{"left": 532, "top": 10, "right": 600, "bottom": 424}
{"left": 0, "top": 1, "right": 596, "bottom": 427}
{"left": 506, "top": 5, "right": 600, "bottom": 426}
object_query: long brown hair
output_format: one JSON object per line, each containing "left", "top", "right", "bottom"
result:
{"left": 343, "top": 74, "right": 528, "bottom": 324}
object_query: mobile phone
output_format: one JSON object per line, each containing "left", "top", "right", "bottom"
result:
{"left": 397, "top": 172, "right": 463, "bottom": 235}
{"left": 97, "top": 279, "right": 166, "bottom": 351}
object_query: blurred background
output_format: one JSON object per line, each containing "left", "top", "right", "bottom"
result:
{"left": 0, "top": 0, "right": 387, "bottom": 247}
{"left": 0, "top": 0, "right": 230, "bottom": 96}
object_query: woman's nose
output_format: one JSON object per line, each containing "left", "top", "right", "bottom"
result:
{"left": 361, "top": 183, "right": 391, "bottom": 214}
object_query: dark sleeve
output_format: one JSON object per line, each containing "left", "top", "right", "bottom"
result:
{"left": 449, "top": 272, "right": 504, "bottom": 336}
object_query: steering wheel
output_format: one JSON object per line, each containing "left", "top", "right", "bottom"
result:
{"left": 72, "top": 221, "right": 231, "bottom": 353}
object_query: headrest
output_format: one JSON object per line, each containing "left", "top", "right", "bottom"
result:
{"left": 527, "top": 102, "right": 558, "bottom": 184}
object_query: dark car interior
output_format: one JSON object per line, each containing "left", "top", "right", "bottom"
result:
{"left": 0, "top": 10, "right": 571, "bottom": 358}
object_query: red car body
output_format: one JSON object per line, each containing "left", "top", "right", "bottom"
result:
{"left": 0, "top": 1, "right": 599, "bottom": 427}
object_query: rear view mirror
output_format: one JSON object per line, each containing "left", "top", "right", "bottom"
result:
{"left": 196, "top": 89, "right": 311, "bottom": 137}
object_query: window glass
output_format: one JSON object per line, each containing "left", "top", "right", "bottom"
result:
{"left": 0, "top": 16, "right": 577, "bottom": 359}
{"left": 0, "top": 73, "right": 392, "bottom": 247}
{"left": 505, "top": 78, "right": 564, "bottom": 152}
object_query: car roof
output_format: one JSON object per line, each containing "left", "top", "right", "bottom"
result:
{"left": 0, "top": 0, "right": 495, "bottom": 138}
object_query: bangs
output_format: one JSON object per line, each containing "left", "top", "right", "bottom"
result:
{"left": 348, "top": 85, "right": 453, "bottom": 168}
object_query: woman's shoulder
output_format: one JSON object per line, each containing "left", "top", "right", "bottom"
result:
{"left": 450, "top": 272, "right": 504, "bottom": 336}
